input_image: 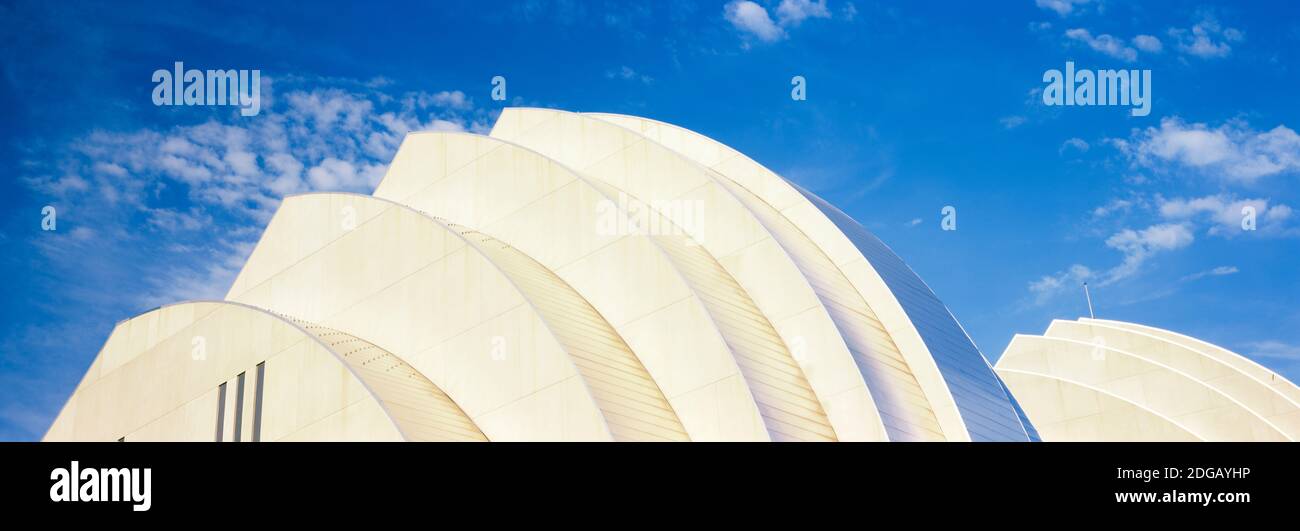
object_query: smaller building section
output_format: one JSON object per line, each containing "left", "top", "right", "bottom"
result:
{"left": 44, "top": 301, "right": 486, "bottom": 442}
{"left": 996, "top": 318, "right": 1300, "bottom": 441}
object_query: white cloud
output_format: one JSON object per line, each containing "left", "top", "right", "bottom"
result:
{"left": 1119, "top": 117, "right": 1300, "bottom": 183}
{"left": 1060, "top": 137, "right": 1090, "bottom": 154}
{"left": 1029, "top": 264, "right": 1094, "bottom": 304}
{"left": 725, "top": 0, "right": 838, "bottom": 45}
{"left": 1092, "top": 197, "right": 1134, "bottom": 218}
{"left": 286, "top": 89, "right": 373, "bottom": 132}
{"left": 137, "top": 239, "right": 252, "bottom": 309}
{"left": 1029, "top": 223, "right": 1194, "bottom": 304}
{"left": 428, "top": 90, "right": 471, "bottom": 110}
{"left": 25, "top": 173, "right": 90, "bottom": 196}
{"left": 1000, "top": 115, "right": 1027, "bottom": 129}
{"left": 776, "top": 0, "right": 831, "bottom": 26}
{"left": 306, "top": 157, "right": 356, "bottom": 189}
{"left": 1065, "top": 28, "right": 1138, "bottom": 62}
{"left": 22, "top": 77, "right": 486, "bottom": 309}
{"left": 147, "top": 207, "right": 211, "bottom": 232}
{"left": 306, "top": 157, "right": 386, "bottom": 190}
{"left": 264, "top": 152, "right": 306, "bottom": 195}
{"left": 841, "top": 2, "right": 858, "bottom": 22}
{"left": 158, "top": 152, "right": 215, "bottom": 184}
{"left": 605, "top": 65, "right": 653, "bottom": 84}
{"left": 1035, "top": 0, "right": 1090, "bottom": 17}
{"left": 403, "top": 90, "right": 473, "bottom": 111}
{"left": 1169, "top": 16, "right": 1242, "bottom": 59}
{"left": 224, "top": 150, "right": 258, "bottom": 177}
{"left": 1243, "top": 340, "right": 1300, "bottom": 360}
{"left": 1157, "top": 194, "right": 1294, "bottom": 236}
{"left": 93, "top": 162, "right": 127, "bottom": 178}
{"left": 725, "top": 1, "right": 785, "bottom": 43}
{"left": 68, "top": 226, "right": 96, "bottom": 242}
{"left": 1132, "top": 34, "right": 1163, "bottom": 53}
{"left": 1103, "top": 223, "right": 1194, "bottom": 282}
{"left": 424, "top": 118, "right": 469, "bottom": 132}
{"left": 1180, "top": 265, "right": 1238, "bottom": 282}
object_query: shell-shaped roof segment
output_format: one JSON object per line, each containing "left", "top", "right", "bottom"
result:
{"left": 998, "top": 318, "right": 1300, "bottom": 441}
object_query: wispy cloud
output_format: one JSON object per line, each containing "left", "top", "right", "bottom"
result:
{"left": 605, "top": 65, "right": 654, "bottom": 84}
{"left": 1060, "top": 137, "right": 1090, "bottom": 155}
{"left": 1181, "top": 265, "right": 1239, "bottom": 282}
{"left": 1029, "top": 264, "right": 1094, "bottom": 304}
{"left": 1169, "top": 15, "right": 1243, "bottom": 59}
{"left": 1029, "top": 223, "right": 1194, "bottom": 303}
{"left": 1033, "top": 186, "right": 1296, "bottom": 304}
{"left": 840, "top": 2, "right": 858, "bottom": 22}
{"left": 1092, "top": 197, "right": 1136, "bottom": 218}
{"left": 1102, "top": 223, "right": 1196, "bottom": 283}
{"left": 1243, "top": 340, "right": 1300, "bottom": 361}
{"left": 1065, "top": 28, "right": 1138, "bottom": 62}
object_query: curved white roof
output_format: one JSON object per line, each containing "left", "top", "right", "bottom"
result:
{"left": 997, "top": 318, "right": 1300, "bottom": 441}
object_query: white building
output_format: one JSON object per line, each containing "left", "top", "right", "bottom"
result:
{"left": 997, "top": 318, "right": 1300, "bottom": 441}
{"left": 45, "top": 109, "right": 1038, "bottom": 442}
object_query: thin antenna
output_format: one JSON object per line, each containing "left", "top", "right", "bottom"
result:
{"left": 1083, "top": 282, "right": 1095, "bottom": 319}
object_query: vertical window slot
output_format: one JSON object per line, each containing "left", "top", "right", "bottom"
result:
{"left": 233, "top": 372, "right": 246, "bottom": 442}
{"left": 215, "top": 382, "right": 227, "bottom": 442}
{"left": 253, "top": 362, "right": 265, "bottom": 442}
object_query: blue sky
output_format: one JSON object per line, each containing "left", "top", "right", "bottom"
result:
{"left": 3, "top": 0, "right": 1299, "bottom": 440}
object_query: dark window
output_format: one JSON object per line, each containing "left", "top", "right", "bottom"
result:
{"left": 233, "top": 372, "right": 246, "bottom": 442}
{"left": 253, "top": 362, "right": 265, "bottom": 442}
{"left": 215, "top": 382, "right": 227, "bottom": 442}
